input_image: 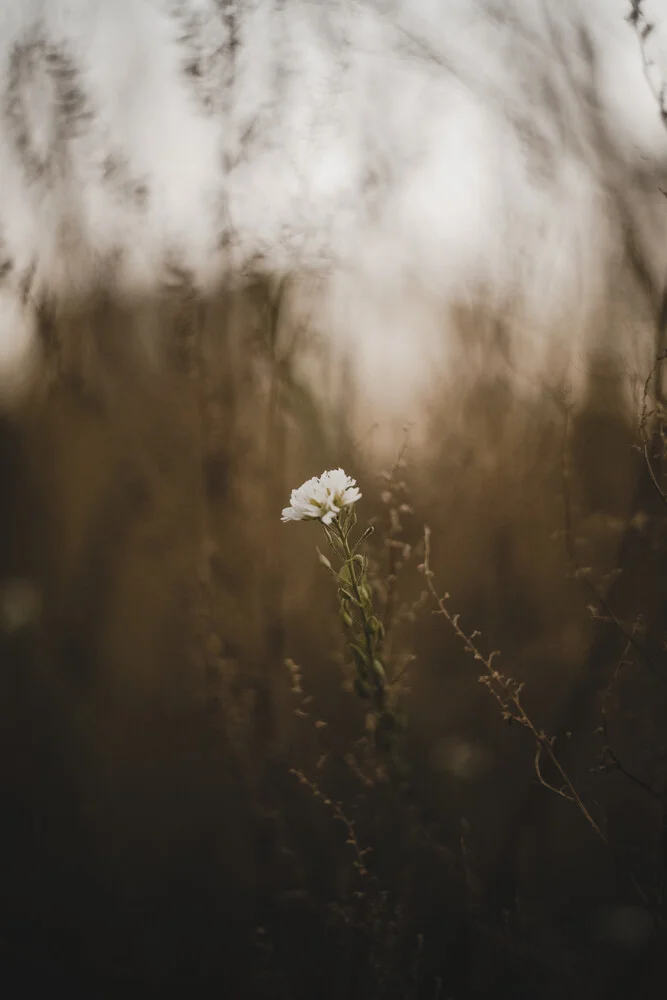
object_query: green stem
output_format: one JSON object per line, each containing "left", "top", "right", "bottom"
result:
{"left": 331, "top": 518, "right": 385, "bottom": 712}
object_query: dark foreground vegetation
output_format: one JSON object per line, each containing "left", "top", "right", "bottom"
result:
{"left": 2, "top": 288, "right": 667, "bottom": 999}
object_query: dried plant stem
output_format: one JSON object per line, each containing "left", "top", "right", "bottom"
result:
{"left": 380, "top": 433, "right": 410, "bottom": 654}
{"left": 289, "top": 768, "right": 372, "bottom": 876}
{"left": 639, "top": 348, "right": 667, "bottom": 510}
{"left": 598, "top": 639, "right": 663, "bottom": 803}
{"left": 629, "top": 2, "right": 667, "bottom": 126}
{"left": 561, "top": 404, "right": 664, "bottom": 680}
{"left": 421, "top": 526, "right": 603, "bottom": 835}
{"left": 421, "top": 525, "right": 662, "bottom": 921}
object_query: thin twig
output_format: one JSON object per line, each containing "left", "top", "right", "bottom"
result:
{"left": 639, "top": 349, "right": 667, "bottom": 510}
{"left": 599, "top": 639, "right": 663, "bottom": 803}
{"left": 561, "top": 404, "right": 665, "bottom": 680}
{"left": 420, "top": 525, "right": 663, "bottom": 922}
{"left": 289, "top": 768, "right": 372, "bottom": 876}
{"left": 421, "top": 526, "right": 604, "bottom": 837}
{"left": 628, "top": 2, "right": 667, "bottom": 126}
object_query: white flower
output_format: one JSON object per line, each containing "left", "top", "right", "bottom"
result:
{"left": 281, "top": 468, "right": 362, "bottom": 525}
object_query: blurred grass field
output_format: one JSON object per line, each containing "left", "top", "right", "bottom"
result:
{"left": 1, "top": 280, "right": 667, "bottom": 998}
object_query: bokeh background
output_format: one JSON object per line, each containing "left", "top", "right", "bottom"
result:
{"left": 1, "top": 274, "right": 667, "bottom": 999}
{"left": 4, "top": 2, "right": 667, "bottom": 996}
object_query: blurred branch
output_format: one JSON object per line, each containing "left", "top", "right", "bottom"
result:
{"left": 639, "top": 349, "right": 667, "bottom": 510}
{"left": 420, "top": 526, "right": 604, "bottom": 833}
{"left": 560, "top": 403, "right": 665, "bottom": 681}
{"left": 598, "top": 638, "right": 663, "bottom": 802}
{"left": 629, "top": 1, "right": 667, "bottom": 125}
{"left": 420, "top": 525, "right": 664, "bottom": 923}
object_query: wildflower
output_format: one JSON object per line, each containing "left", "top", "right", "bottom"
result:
{"left": 281, "top": 468, "right": 361, "bottom": 525}
{"left": 281, "top": 467, "right": 399, "bottom": 752}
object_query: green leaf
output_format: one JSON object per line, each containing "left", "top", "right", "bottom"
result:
{"left": 372, "top": 660, "right": 386, "bottom": 682}
{"left": 316, "top": 547, "right": 333, "bottom": 571}
{"left": 354, "top": 677, "right": 371, "bottom": 699}
{"left": 370, "top": 616, "right": 385, "bottom": 639}
{"left": 353, "top": 526, "right": 374, "bottom": 550}
{"left": 349, "top": 642, "right": 369, "bottom": 670}
{"left": 339, "top": 586, "right": 358, "bottom": 606}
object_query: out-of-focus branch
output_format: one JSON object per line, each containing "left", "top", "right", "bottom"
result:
{"left": 420, "top": 525, "right": 664, "bottom": 923}
{"left": 420, "top": 527, "right": 604, "bottom": 836}
{"left": 639, "top": 348, "right": 667, "bottom": 508}
{"left": 629, "top": 1, "right": 667, "bottom": 124}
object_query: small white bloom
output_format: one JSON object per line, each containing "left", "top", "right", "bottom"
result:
{"left": 281, "top": 468, "right": 362, "bottom": 525}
